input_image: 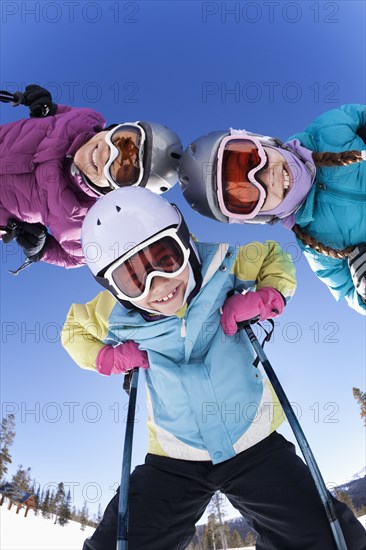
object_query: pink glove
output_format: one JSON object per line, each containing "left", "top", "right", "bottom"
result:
{"left": 220, "top": 288, "right": 285, "bottom": 336}
{"left": 96, "top": 341, "right": 149, "bottom": 376}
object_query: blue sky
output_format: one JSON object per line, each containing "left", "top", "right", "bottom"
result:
{"left": 1, "top": 0, "right": 365, "bottom": 520}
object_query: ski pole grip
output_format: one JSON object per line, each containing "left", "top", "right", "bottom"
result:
{"left": 237, "top": 317, "right": 260, "bottom": 332}
{"left": 123, "top": 371, "right": 133, "bottom": 395}
{"left": 1, "top": 219, "right": 20, "bottom": 244}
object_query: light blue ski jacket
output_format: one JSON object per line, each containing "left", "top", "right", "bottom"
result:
{"left": 289, "top": 104, "right": 366, "bottom": 314}
{"left": 63, "top": 241, "right": 296, "bottom": 464}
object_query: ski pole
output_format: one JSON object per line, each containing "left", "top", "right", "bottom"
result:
{"left": 1, "top": 221, "right": 35, "bottom": 276}
{"left": 8, "top": 257, "right": 33, "bottom": 275}
{"left": 117, "top": 367, "right": 139, "bottom": 550}
{"left": 238, "top": 320, "right": 348, "bottom": 550}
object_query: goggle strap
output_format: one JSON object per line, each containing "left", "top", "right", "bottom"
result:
{"left": 135, "top": 121, "right": 152, "bottom": 188}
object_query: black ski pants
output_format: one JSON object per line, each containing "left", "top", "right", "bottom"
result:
{"left": 83, "top": 432, "right": 366, "bottom": 550}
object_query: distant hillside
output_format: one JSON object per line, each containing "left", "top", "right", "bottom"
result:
{"left": 333, "top": 476, "right": 366, "bottom": 512}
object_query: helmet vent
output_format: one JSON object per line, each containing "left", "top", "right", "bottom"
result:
{"left": 171, "top": 153, "right": 181, "bottom": 160}
{"left": 116, "top": 205, "right": 121, "bottom": 212}
{"left": 160, "top": 186, "right": 168, "bottom": 193}
{"left": 97, "top": 219, "right": 101, "bottom": 226}
{"left": 181, "top": 176, "right": 190, "bottom": 182}
{"left": 189, "top": 144, "right": 196, "bottom": 153}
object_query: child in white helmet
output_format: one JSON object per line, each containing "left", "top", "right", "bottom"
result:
{"left": 0, "top": 85, "right": 182, "bottom": 269}
{"left": 62, "top": 187, "right": 365, "bottom": 550}
{"left": 178, "top": 104, "right": 366, "bottom": 315}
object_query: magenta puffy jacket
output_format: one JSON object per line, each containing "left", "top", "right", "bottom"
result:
{"left": 0, "top": 105, "right": 105, "bottom": 268}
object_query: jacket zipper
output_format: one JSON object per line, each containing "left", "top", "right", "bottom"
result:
{"left": 317, "top": 182, "right": 366, "bottom": 201}
{"left": 181, "top": 318, "right": 186, "bottom": 338}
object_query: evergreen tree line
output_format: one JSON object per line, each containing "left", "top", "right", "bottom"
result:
{"left": 0, "top": 414, "right": 103, "bottom": 529}
{"left": 1, "top": 387, "right": 366, "bottom": 538}
{"left": 186, "top": 491, "right": 257, "bottom": 549}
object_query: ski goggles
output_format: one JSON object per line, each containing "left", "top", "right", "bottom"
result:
{"left": 103, "top": 228, "right": 190, "bottom": 301}
{"left": 103, "top": 123, "right": 146, "bottom": 189}
{"left": 216, "top": 131, "right": 268, "bottom": 220}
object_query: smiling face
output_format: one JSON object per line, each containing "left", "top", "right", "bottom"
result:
{"left": 259, "top": 146, "right": 292, "bottom": 211}
{"left": 132, "top": 265, "right": 190, "bottom": 315}
{"left": 74, "top": 131, "right": 111, "bottom": 187}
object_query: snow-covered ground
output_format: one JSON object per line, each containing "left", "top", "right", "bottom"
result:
{"left": 0, "top": 500, "right": 94, "bottom": 550}
{"left": 0, "top": 499, "right": 364, "bottom": 550}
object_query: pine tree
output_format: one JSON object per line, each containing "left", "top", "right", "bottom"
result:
{"left": 34, "top": 486, "right": 41, "bottom": 516}
{"left": 71, "top": 505, "right": 77, "bottom": 521}
{"left": 353, "top": 388, "right": 366, "bottom": 426}
{"left": 204, "top": 513, "right": 218, "bottom": 550}
{"left": 58, "top": 489, "right": 72, "bottom": 526}
{"left": 53, "top": 482, "right": 66, "bottom": 523}
{"left": 80, "top": 500, "right": 89, "bottom": 531}
{"left": 227, "top": 528, "right": 245, "bottom": 547}
{"left": 10, "top": 465, "right": 32, "bottom": 501}
{"left": 41, "top": 488, "right": 51, "bottom": 519}
{"left": 243, "top": 530, "right": 257, "bottom": 546}
{"left": 208, "top": 491, "right": 228, "bottom": 550}
{"left": 96, "top": 503, "right": 103, "bottom": 523}
{"left": 0, "top": 415, "right": 16, "bottom": 482}
{"left": 334, "top": 488, "right": 358, "bottom": 516}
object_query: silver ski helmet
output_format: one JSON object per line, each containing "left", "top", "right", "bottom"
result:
{"left": 81, "top": 187, "right": 201, "bottom": 307}
{"left": 179, "top": 130, "right": 283, "bottom": 224}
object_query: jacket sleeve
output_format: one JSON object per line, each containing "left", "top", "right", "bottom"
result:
{"left": 41, "top": 234, "right": 85, "bottom": 268}
{"left": 290, "top": 104, "right": 366, "bottom": 151}
{"left": 301, "top": 245, "right": 366, "bottom": 315}
{"left": 233, "top": 240, "right": 296, "bottom": 303}
{"left": 61, "top": 290, "right": 118, "bottom": 371}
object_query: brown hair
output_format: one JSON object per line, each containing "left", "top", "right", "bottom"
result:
{"left": 292, "top": 150, "right": 363, "bottom": 259}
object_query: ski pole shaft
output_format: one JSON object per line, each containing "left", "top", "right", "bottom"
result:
{"left": 238, "top": 321, "right": 348, "bottom": 550}
{"left": 8, "top": 257, "right": 33, "bottom": 276}
{"left": 116, "top": 368, "right": 139, "bottom": 550}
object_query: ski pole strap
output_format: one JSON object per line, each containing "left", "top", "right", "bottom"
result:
{"left": 0, "top": 90, "right": 24, "bottom": 106}
{"left": 123, "top": 368, "right": 140, "bottom": 396}
{"left": 123, "top": 371, "right": 133, "bottom": 395}
{"left": 237, "top": 319, "right": 275, "bottom": 367}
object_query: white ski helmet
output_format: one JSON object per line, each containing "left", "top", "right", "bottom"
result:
{"left": 82, "top": 187, "right": 201, "bottom": 306}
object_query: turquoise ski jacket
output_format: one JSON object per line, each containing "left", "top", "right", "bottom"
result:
{"left": 289, "top": 104, "right": 366, "bottom": 314}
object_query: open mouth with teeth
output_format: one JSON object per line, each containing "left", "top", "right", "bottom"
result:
{"left": 91, "top": 147, "right": 99, "bottom": 171}
{"left": 154, "top": 285, "right": 180, "bottom": 304}
{"left": 283, "top": 166, "right": 291, "bottom": 197}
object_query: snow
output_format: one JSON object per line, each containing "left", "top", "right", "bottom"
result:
{"left": 336, "top": 467, "right": 366, "bottom": 486}
{"left": 0, "top": 500, "right": 364, "bottom": 550}
{"left": 0, "top": 499, "right": 95, "bottom": 550}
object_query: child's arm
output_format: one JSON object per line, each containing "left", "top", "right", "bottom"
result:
{"left": 289, "top": 104, "right": 366, "bottom": 152}
{"left": 61, "top": 291, "right": 149, "bottom": 374}
{"left": 302, "top": 246, "right": 366, "bottom": 315}
{"left": 221, "top": 241, "right": 296, "bottom": 334}
{"left": 41, "top": 233, "right": 86, "bottom": 269}
{"left": 234, "top": 240, "right": 296, "bottom": 302}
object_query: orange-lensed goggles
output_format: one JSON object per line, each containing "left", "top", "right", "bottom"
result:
{"left": 103, "top": 123, "right": 145, "bottom": 188}
{"left": 217, "top": 133, "right": 268, "bottom": 219}
{"left": 103, "top": 229, "right": 190, "bottom": 301}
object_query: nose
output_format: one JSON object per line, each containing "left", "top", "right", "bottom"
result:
{"left": 98, "top": 142, "right": 111, "bottom": 167}
{"left": 150, "top": 275, "right": 170, "bottom": 292}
